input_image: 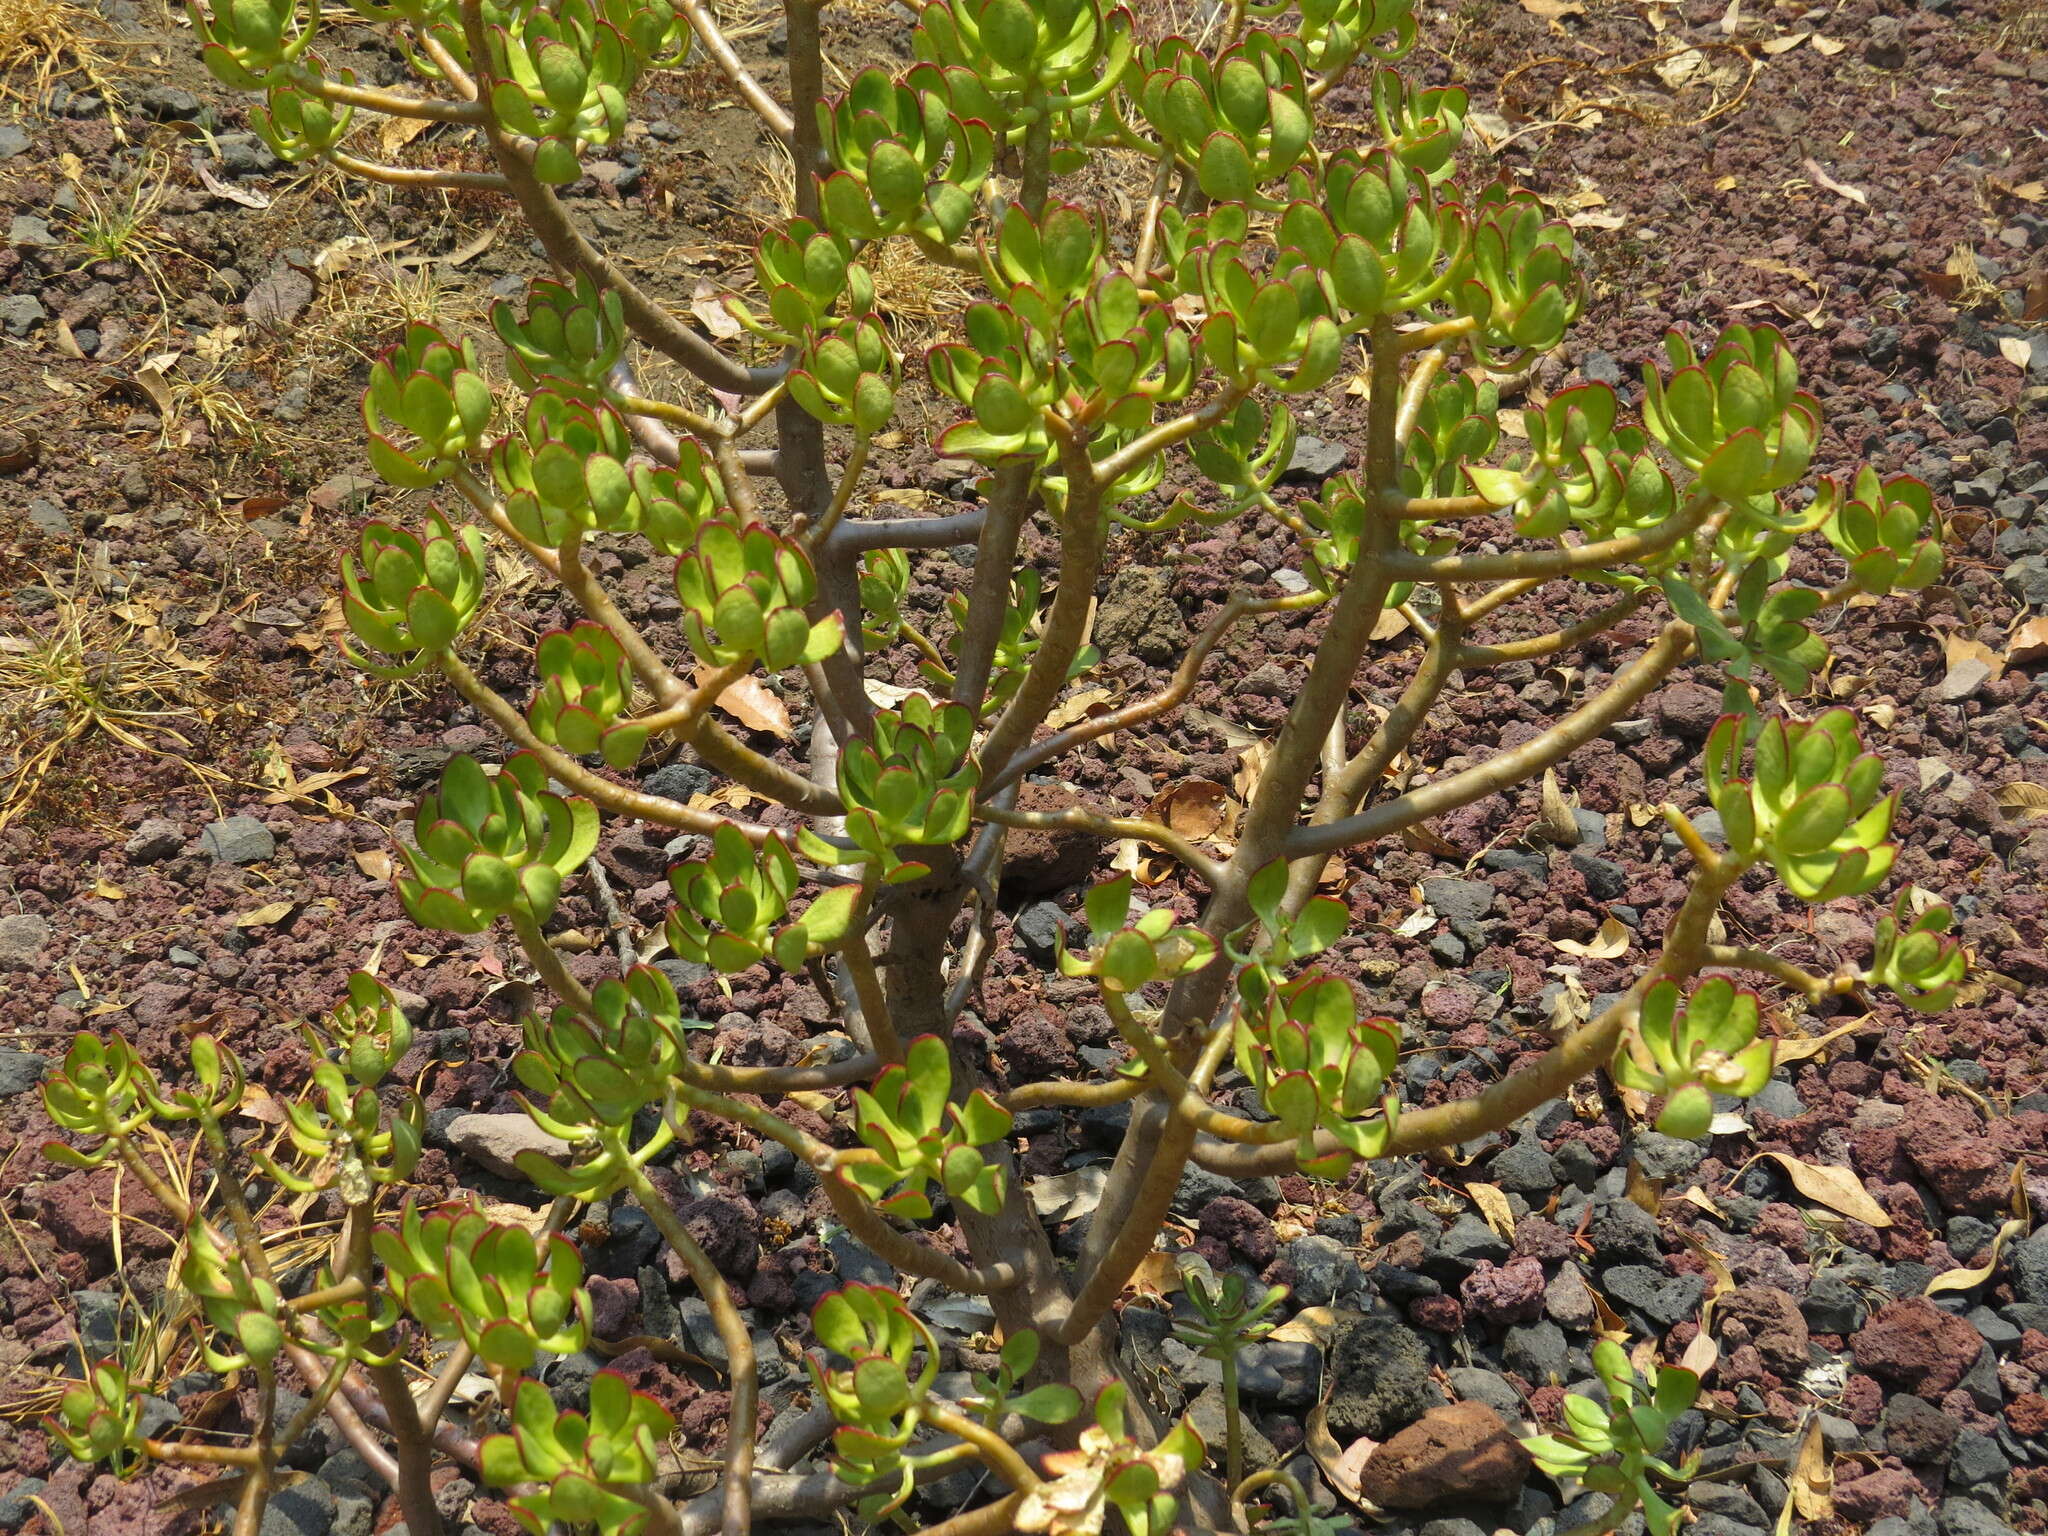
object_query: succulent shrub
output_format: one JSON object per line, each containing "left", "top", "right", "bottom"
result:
{"left": 41, "top": 0, "right": 1968, "bottom": 1532}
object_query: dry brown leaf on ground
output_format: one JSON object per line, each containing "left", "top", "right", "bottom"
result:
{"left": 1043, "top": 687, "right": 1118, "bottom": 730}
{"left": 1538, "top": 767, "right": 1581, "bottom": 843}
{"left": 1926, "top": 1215, "right": 2026, "bottom": 1296}
{"left": 1554, "top": 917, "right": 1629, "bottom": 959}
{"left": 235, "top": 900, "right": 297, "bottom": 928}
{"left": 709, "top": 674, "right": 791, "bottom": 738}
{"left": 1756, "top": 1151, "right": 1892, "bottom": 1226}
{"left": 1802, "top": 157, "right": 1867, "bottom": 206}
{"left": 2008, "top": 617, "right": 2048, "bottom": 667}
{"left": 1782, "top": 1416, "right": 1833, "bottom": 1529}
{"left": 1468, "top": 1181, "right": 1518, "bottom": 1240}
{"left": 1994, "top": 782, "right": 2048, "bottom": 822}
{"left": 2001, "top": 336, "right": 2036, "bottom": 369}
{"left": 1150, "top": 778, "right": 1241, "bottom": 845}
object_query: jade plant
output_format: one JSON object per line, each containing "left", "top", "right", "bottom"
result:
{"left": 40, "top": 0, "right": 1971, "bottom": 1532}
{"left": 1521, "top": 1340, "right": 1704, "bottom": 1536}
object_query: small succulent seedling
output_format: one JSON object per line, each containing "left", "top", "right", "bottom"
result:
{"left": 41, "top": 0, "right": 1968, "bottom": 1531}
{"left": 1522, "top": 1341, "right": 1702, "bottom": 1536}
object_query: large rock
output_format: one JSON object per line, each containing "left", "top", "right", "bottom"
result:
{"left": 1000, "top": 782, "right": 1101, "bottom": 895}
{"left": 1325, "top": 1314, "right": 1443, "bottom": 1440}
{"left": 1902, "top": 1106, "right": 2008, "bottom": 1212}
{"left": 446, "top": 1113, "right": 574, "bottom": 1180}
{"left": 1853, "top": 1296, "right": 1985, "bottom": 1397}
{"left": 1093, "top": 566, "right": 1183, "bottom": 663}
{"left": 1358, "top": 1401, "right": 1532, "bottom": 1510}
{"left": 1715, "top": 1285, "right": 1809, "bottom": 1370}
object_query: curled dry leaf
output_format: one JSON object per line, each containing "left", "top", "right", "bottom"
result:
{"left": 1771, "top": 1015, "right": 1866, "bottom": 1065}
{"left": 2007, "top": 617, "right": 2048, "bottom": 668}
{"left": 1148, "top": 778, "right": 1240, "bottom": 845}
{"left": 1537, "top": 767, "right": 1581, "bottom": 844}
{"left": 1925, "top": 1215, "right": 2026, "bottom": 1296}
{"left": 1756, "top": 1151, "right": 1892, "bottom": 1227}
{"left": 1785, "top": 1415, "right": 1833, "bottom": 1527}
{"left": 1305, "top": 1402, "right": 1376, "bottom": 1513}
{"left": 1553, "top": 916, "right": 1629, "bottom": 959}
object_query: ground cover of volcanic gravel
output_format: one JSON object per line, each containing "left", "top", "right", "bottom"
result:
{"left": 2, "top": 0, "right": 2048, "bottom": 1531}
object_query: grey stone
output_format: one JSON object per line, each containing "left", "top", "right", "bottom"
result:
{"left": 0, "top": 1049, "right": 45, "bottom": 1097}
{"left": 0, "top": 1480, "right": 47, "bottom": 1531}
{"left": 2003, "top": 554, "right": 2048, "bottom": 609}
{"left": 1325, "top": 1314, "right": 1443, "bottom": 1439}
{"left": 1429, "top": 930, "right": 1468, "bottom": 966}
{"left": 214, "top": 131, "right": 279, "bottom": 175}
{"left": 1013, "top": 900, "right": 1071, "bottom": 965}
{"left": 1545, "top": 1266, "right": 1597, "bottom": 1331}
{"left": 0, "top": 125, "right": 28, "bottom": 161}
{"left": 1630, "top": 1132, "right": 1704, "bottom": 1182}
{"left": 642, "top": 760, "right": 713, "bottom": 803}
{"left": 1603, "top": 1264, "right": 1705, "bottom": 1329}
{"left": 1439, "top": 1212, "right": 1509, "bottom": 1267}
{"left": 245, "top": 262, "right": 317, "bottom": 329}
{"left": 1481, "top": 847, "right": 1548, "bottom": 883}
{"left": 1948, "top": 1428, "right": 2009, "bottom": 1488}
{"left": 546, "top": 1347, "right": 606, "bottom": 1408}
{"left": 446, "top": 1112, "right": 573, "bottom": 1179}
{"left": 1801, "top": 1270, "right": 1868, "bottom": 1333}
{"left": 1938, "top": 1501, "right": 2019, "bottom": 1536}
{"left": 1422, "top": 877, "right": 1495, "bottom": 923}
{"left": 1446, "top": 1366, "right": 1522, "bottom": 1419}
{"left": 0, "top": 915, "right": 50, "bottom": 967}
{"left": 1284, "top": 1233, "right": 1363, "bottom": 1307}
{"left": 26, "top": 498, "right": 69, "bottom": 535}
{"left": 1568, "top": 850, "right": 1628, "bottom": 901}
{"left": 1239, "top": 1339, "right": 1321, "bottom": 1406}
{"left": 1570, "top": 807, "right": 1608, "bottom": 848}
{"left": 2007, "top": 1231, "right": 2048, "bottom": 1305}
{"left": 140, "top": 84, "right": 204, "bottom": 119}
{"left": 201, "top": 815, "right": 276, "bottom": 864}
{"left": 1492, "top": 1139, "right": 1559, "bottom": 1196}
{"left": 1503, "top": 1319, "right": 1570, "bottom": 1384}
{"left": 1283, "top": 433, "right": 1349, "bottom": 482}
{"left": 0, "top": 294, "right": 46, "bottom": 337}
{"left": 259, "top": 1477, "right": 335, "bottom": 1536}
{"left": 8, "top": 215, "right": 52, "bottom": 248}
{"left": 124, "top": 816, "right": 186, "bottom": 862}
{"left": 1185, "top": 1383, "right": 1281, "bottom": 1471}
{"left": 1585, "top": 1197, "right": 1661, "bottom": 1267}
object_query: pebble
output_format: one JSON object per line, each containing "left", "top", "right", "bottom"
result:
{"left": 0, "top": 914, "right": 51, "bottom": 967}
{"left": 201, "top": 815, "right": 276, "bottom": 865}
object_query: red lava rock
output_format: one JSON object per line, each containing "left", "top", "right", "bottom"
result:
{"left": 1840, "top": 1373, "right": 1885, "bottom": 1427}
{"left": 1197, "top": 1196, "right": 1276, "bottom": 1267}
{"left": 1653, "top": 681, "right": 1724, "bottom": 740}
{"left": 998, "top": 1014, "right": 1076, "bottom": 1081}
{"left": 673, "top": 1193, "right": 760, "bottom": 1283}
{"left": 1714, "top": 1286, "right": 1810, "bottom": 1370}
{"left": 1459, "top": 1257, "right": 1546, "bottom": 1326}
{"left": 2006, "top": 1392, "right": 2048, "bottom": 1438}
{"left": 1833, "top": 1466, "right": 1924, "bottom": 1524}
{"left": 1852, "top": 1297, "right": 1984, "bottom": 1398}
{"left": 34, "top": 1167, "right": 176, "bottom": 1264}
{"left": 466, "top": 1498, "right": 529, "bottom": 1536}
{"left": 1409, "top": 1293, "right": 1464, "bottom": 1332}
{"left": 586, "top": 1273, "right": 639, "bottom": 1338}
{"left": 1358, "top": 1401, "right": 1532, "bottom": 1510}
{"left": 1902, "top": 1104, "right": 2010, "bottom": 1213}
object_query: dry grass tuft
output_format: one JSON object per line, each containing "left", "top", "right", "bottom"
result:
{"left": 0, "top": 578, "right": 218, "bottom": 831}
{"left": 0, "top": 0, "right": 118, "bottom": 103}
